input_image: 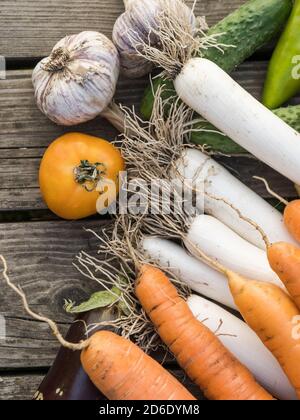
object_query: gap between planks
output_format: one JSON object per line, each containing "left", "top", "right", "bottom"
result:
{"left": 0, "top": 369, "right": 205, "bottom": 400}
{"left": 0, "top": 0, "right": 248, "bottom": 59}
{"left": 0, "top": 62, "right": 299, "bottom": 215}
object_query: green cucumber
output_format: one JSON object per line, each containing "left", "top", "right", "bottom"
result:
{"left": 204, "top": 0, "right": 293, "bottom": 73}
{"left": 140, "top": 0, "right": 293, "bottom": 120}
{"left": 191, "top": 105, "right": 300, "bottom": 154}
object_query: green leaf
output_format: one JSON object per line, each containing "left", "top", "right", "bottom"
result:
{"left": 64, "top": 287, "right": 121, "bottom": 314}
{"left": 119, "top": 300, "right": 131, "bottom": 317}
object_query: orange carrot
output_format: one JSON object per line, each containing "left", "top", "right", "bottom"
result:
{"left": 254, "top": 176, "right": 300, "bottom": 243}
{"left": 267, "top": 242, "right": 300, "bottom": 310}
{"left": 0, "top": 254, "right": 195, "bottom": 402}
{"left": 81, "top": 330, "right": 196, "bottom": 401}
{"left": 135, "top": 264, "right": 274, "bottom": 401}
{"left": 228, "top": 270, "right": 300, "bottom": 399}
{"left": 283, "top": 200, "right": 300, "bottom": 243}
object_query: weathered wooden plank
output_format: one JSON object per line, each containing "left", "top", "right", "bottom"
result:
{"left": 1, "top": 63, "right": 299, "bottom": 151}
{"left": 0, "top": 374, "right": 44, "bottom": 400}
{"left": 0, "top": 155, "right": 296, "bottom": 213}
{"left": 0, "top": 0, "right": 247, "bottom": 59}
{"left": 1, "top": 155, "right": 294, "bottom": 191}
{"left": 0, "top": 369, "right": 204, "bottom": 400}
{"left": 0, "top": 148, "right": 45, "bottom": 159}
{"left": 0, "top": 190, "right": 46, "bottom": 211}
{"left": 0, "top": 70, "right": 147, "bottom": 150}
{"left": 0, "top": 63, "right": 298, "bottom": 211}
{"left": 0, "top": 219, "right": 106, "bottom": 368}
{"left": 0, "top": 318, "right": 69, "bottom": 370}
{"left": 215, "top": 156, "right": 297, "bottom": 199}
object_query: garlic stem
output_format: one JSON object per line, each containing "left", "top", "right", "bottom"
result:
{"left": 101, "top": 102, "right": 127, "bottom": 133}
{"left": 123, "top": 0, "right": 137, "bottom": 9}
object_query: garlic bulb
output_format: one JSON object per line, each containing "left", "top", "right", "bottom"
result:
{"left": 32, "top": 31, "right": 120, "bottom": 126}
{"left": 113, "top": 0, "right": 196, "bottom": 79}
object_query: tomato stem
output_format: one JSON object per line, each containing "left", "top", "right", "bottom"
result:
{"left": 74, "top": 160, "right": 106, "bottom": 192}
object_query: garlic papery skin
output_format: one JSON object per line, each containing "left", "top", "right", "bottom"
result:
{"left": 32, "top": 31, "right": 120, "bottom": 126}
{"left": 113, "top": 0, "right": 196, "bottom": 79}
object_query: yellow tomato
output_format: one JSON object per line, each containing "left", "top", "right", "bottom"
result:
{"left": 39, "top": 133, "right": 125, "bottom": 220}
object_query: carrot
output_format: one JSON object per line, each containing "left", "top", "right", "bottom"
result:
{"left": 283, "top": 200, "right": 300, "bottom": 243}
{"left": 163, "top": 231, "right": 300, "bottom": 399}
{"left": 185, "top": 195, "right": 300, "bottom": 398}
{"left": 196, "top": 187, "right": 300, "bottom": 312}
{"left": 228, "top": 270, "right": 300, "bottom": 399}
{"left": 0, "top": 255, "right": 195, "bottom": 402}
{"left": 135, "top": 264, "right": 274, "bottom": 401}
{"left": 81, "top": 330, "right": 196, "bottom": 401}
{"left": 233, "top": 179, "right": 300, "bottom": 309}
{"left": 254, "top": 176, "right": 300, "bottom": 243}
{"left": 267, "top": 242, "right": 300, "bottom": 310}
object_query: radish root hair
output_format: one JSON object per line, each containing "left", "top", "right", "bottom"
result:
{"left": 74, "top": 218, "right": 164, "bottom": 353}
{"left": 127, "top": 0, "right": 231, "bottom": 79}
{"left": 136, "top": 195, "right": 227, "bottom": 275}
{"left": 118, "top": 84, "right": 199, "bottom": 183}
{"left": 114, "top": 90, "right": 271, "bottom": 274}
{"left": 204, "top": 191, "right": 271, "bottom": 249}
{"left": 74, "top": 214, "right": 190, "bottom": 353}
{"left": 114, "top": 91, "right": 237, "bottom": 274}
{"left": 253, "top": 176, "right": 288, "bottom": 207}
{"left": 0, "top": 255, "right": 90, "bottom": 351}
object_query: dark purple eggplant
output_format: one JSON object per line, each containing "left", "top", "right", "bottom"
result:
{"left": 33, "top": 308, "right": 116, "bottom": 401}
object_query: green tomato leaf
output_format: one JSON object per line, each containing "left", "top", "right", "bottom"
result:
{"left": 64, "top": 287, "right": 121, "bottom": 314}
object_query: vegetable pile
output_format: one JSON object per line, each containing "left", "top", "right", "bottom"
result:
{"left": 2, "top": 0, "right": 300, "bottom": 402}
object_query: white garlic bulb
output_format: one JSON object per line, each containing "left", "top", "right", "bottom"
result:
{"left": 32, "top": 31, "right": 120, "bottom": 126}
{"left": 113, "top": 0, "right": 196, "bottom": 79}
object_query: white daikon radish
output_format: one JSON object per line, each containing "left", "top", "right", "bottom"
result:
{"left": 174, "top": 58, "right": 300, "bottom": 185}
{"left": 175, "top": 147, "right": 296, "bottom": 249}
{"left": 141, "top": 236, "right": 236, "bottom": 309}
{"left": 187, "top": 295, "right": 297, "bottom": 401}
{"left": 185, "top": 214, "right": 284, "bottom": 289}
{"left": 126, "top": 5, "right": 300, "bottom": 198}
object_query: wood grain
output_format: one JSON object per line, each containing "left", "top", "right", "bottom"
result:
{"left": 0, "top": 63, "right": 298, "bottom": 212}
{"left": 0, "top": 374, "right": 44, "bottom": 400}
{"left": 0, "top": 155, "right": 296, "bottom": 213}
{"left": 0, "top": 62, "right": 271, "bottom": 150}
{"left": 0, "top": 370, "right": 205, "bottom": 400}
{"left": 0, "top": 63, "right": 298, "bottom": 150}
{"left": 0, "top": 70, "right": 146, "bottom": 150}
{"left": 0, "top": 219, "right": 107, "bottom": 369}
{"left": 0, "top": 0, "right": 247, "bottom": 59}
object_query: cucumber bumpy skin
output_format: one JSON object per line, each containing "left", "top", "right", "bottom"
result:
{"left": 191, "top": 105, "right": 300, "bottom": 154}
{"left": 204, "top": 0, "right": 293, "bottom": 73}
{"left": 140, "top": 0, "right": 293, "bottom": 120}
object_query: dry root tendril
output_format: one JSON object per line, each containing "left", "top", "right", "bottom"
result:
{"left": 73, "top": 209, "right": 191, "bottom": 353}
{"left": 127, "top": 0, "right": 231, "bottom": 79}
{"left": 74, "top": 224, "right": 160, "bottom": 353}
{"left": 0, "top": 255, "right": 89, "bottom": 351}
